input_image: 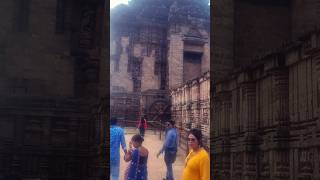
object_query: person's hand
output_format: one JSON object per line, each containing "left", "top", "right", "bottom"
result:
{"left": 129, "top": 141, "right": 133, "bottom": 149}
{"left": 125, "top": 149, "right": 131, "bottom": 158}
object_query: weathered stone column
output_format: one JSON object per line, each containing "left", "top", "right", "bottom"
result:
{"left": 242, "top": 82, "right": 256, "bottom": 133}
{"left": 220, "top": 91, "right": 232, "bottom": 180}
{"left": 213, "top": 80, "right": 233, "bottom": 179}
{"left": 240, "top": 81, "right": 257, "bottom": 180}
{"left": 312, "top": 50, "right": 320, "bottom": 179}
{"left": 212, "top": 88, "right": 222, "bottom": 179}
{"left": 315, "top": 52, "right": 320, "bottom": 129}
{"left": 168, "top": 34, "right": 184, "bottom": 88}
{"left": 271, "top": 65, "right": 290, "bottom": 180}
{"left": 272, "top": 68, "right": 289, "bottom": 137}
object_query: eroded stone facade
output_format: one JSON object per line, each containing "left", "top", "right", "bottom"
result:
{"left": 213, "top": 30, "right": 320, "bottom": 180}
{"left": 213, "top": 0, "right": 320, "bottom": 179}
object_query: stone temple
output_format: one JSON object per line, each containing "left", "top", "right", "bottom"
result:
{"left": 110, "top": 0, "right": 210, "bottom": 151}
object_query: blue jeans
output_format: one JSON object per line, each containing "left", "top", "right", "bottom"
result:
{"left": 110, "top": 164, "right": 119, "bottom": 180}
{"left": 165, "top": 160, "right": 173, "bottom": 180}
{"left": 164, "top": 150, "right": 176, "bottom": 180}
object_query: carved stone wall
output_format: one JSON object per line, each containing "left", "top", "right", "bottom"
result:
{"left": 171, "top": 72, "right": 210, "bottom": 154}
{"left": 0, "top": 98, "right": 94, "bottom": 180}
{"left": 213, "top": 1, "right": 320, "bottom": 178}
{"left": 0, "top": 0, "right": 106, "bottom": 179}
{"left": 213, "top": 31, "right": 320, "bottom": 180}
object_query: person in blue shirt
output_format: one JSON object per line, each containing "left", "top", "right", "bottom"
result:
{"left": 110, "top": 117, "right": 127, "bottom": 180}
{"left": 157, "top": 120, "right": 178, "bottom": 180}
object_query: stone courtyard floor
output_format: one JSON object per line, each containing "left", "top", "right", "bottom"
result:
{"left": 119, "top": 128, "right": 185, "bottom": 180}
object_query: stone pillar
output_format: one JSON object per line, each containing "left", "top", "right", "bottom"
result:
{"left": 314, "top": 147, "right": 320, "bottom": 180}
{"left": 242, "top": 82, "right": 256, "bottom": 133}
{"left": 219, "top": 91, "right": 232, "bottom": 136}
{"left": 202, "top": 42, "right": 210, "bottom": 73}
{"left": 314, "top": 50, "right": 320, "bottom": 180}
{"left": 213, "top": 84, "right": 232, "bottom": 179}
{"left": 213, "top": 95, "right": 222, "bottom": 139}
{"left": 240, "top": 82, "right": 257, "bottom": 180}
{"left": 272, "top": 69, "right": 289, "bottom": 129}
{"left": 220, "top": 91, "right": 232, "bottom": 180}
{"left": 168, "top": 34, "right": 184, "bottom": 88}
{"left": 272, "top": 68, "right": 290, "bottom": 180}
{"left": 315, "top": 52, "right": 320, "bottom": 129}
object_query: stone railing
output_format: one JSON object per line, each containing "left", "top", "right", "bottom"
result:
{"left": 170, "top": 71, "right": 210, "bottom": 153}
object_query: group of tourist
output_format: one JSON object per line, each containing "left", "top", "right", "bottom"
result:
{"left": 110, "top": 117, "right": 210, "bottom": 180}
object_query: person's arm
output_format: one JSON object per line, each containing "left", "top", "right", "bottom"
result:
{"left": 200, "top": 155, "right": 210, "bottom": 180}
{"left": 124, "top": 142, "right": 133, "bottom": 162}
{"left": 124, "top": 149, "right": 132, "bottom": 162}
{"left": 120, "top": 129, "right": 127, "bottom": 154}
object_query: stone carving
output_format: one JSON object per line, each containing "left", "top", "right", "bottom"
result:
{"left": 171, "top": 72, "right": 210, "bottom": 151}
{"left": 79, "top": 6, "right": 96, "bottom": 49}
{"left": 213, "top": 29, "right": 320, "bottom": 179}
{"left": 213, "top": 0, "right": 320, "bottom": 178}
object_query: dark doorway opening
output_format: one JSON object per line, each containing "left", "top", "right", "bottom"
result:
{"left": 183, "top": 52, "right": 202, "bottom": 82}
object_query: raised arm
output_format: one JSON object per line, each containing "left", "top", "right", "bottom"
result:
{"left": 120, "top": 129, "right": 127, "bottom": 154}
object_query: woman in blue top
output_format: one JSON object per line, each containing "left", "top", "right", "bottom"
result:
{"left": 124, "top": 134, "right": 148, "bottom": 180}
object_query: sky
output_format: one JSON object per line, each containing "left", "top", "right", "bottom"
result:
{"left": 110, "top": 0, "right": 210, "bottom": 9}
{"left": 110, "top": 0, "right": 128, "bottom": 9}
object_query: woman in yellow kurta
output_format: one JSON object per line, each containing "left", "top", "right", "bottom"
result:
{"left": 182, "top": 128, "right": 210, "bottom": 180}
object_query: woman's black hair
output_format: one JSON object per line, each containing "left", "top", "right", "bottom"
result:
{"left": 188, "top": 128, "right": 203, "bottom": 147}
{"left": 131, "top": 134, "right": 144, "bottom": 144}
